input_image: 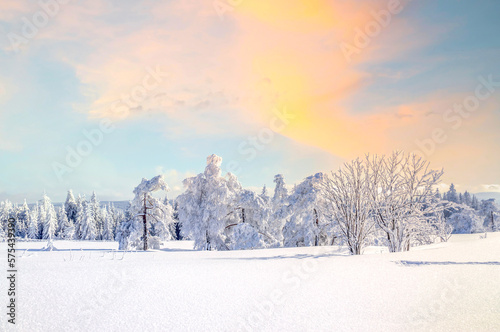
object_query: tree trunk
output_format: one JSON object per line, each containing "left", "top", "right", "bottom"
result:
{"left": 314, "top": 208, "right": 319, "bottom": 246}
{"left": 143, "top": 193, "right": 148, "bottom": 251}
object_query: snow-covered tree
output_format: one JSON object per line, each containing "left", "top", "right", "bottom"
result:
{"left": 40, "top": 193, "right": 57, "bottom": 240}
{"left": 284, "top": 173, "right": 333, "bottom": 247}
{"left": 463, "top": 191, "right": 472, "bottom": 207}
{"left": 322, "top": 159, "right": 374, "bottom": 255}
{"left": 57, "top": 206, "right": 74, "bottom": 239}
{"left": 64, "top": 190, "right": 78, "bottom": 223}
{"left": 227, "top": 223, "right": 266, "bottom": 250}
{"left": 16, "top": 200, "right": 30, "bottom": 238}
{"left": 479, "top": 199, "right": 499, "bottom": 231}
{"left": 27, "top": 203, "right": 39, "bottom": 239}
{"left": 177, "top": 154, "right": 240, "bottom": 251}
{"left": 101, "top": 206, "right": 115, "bottom": 241}
{"left": 226, "top": 189, "right": 273, "bottom": 249}
{"left": 37, "top": 200, "right": 46, "bottom": 239}
{"left": 108, "top": 203, "right": 124, "bottom": 240}
{"left": 471, "top": 195, "right": 480, "bottom": 210}
{"left": 89, "top": 192, "right": 103, "bottom": 239}
{"left": 365, "top": 152, "right": 444, "bottom": 252}
{"left": 447, "top": 207, "right": 483, "bottom": 234}
{"left": 268, "top": 174, "right": 289, "bottom": 246}
{"left": 435, "top": 212, "right": 453, "bottom": 242}
{"left": 260, "top": 185, "right": 270, "bottom": 204}
{"left": 117, "top": 175, "right": 173, "bottom": 250}
{"left": 80, "top": 201, "right": 97, "bottom": 241}
{"left": 73, "top": 195, "right": 85, "bottom": 240}
{"left": 0, "top": 200, "right": 14, "bottom": 234}
{"left": 445, "top": 183, "right": 458, "bottom": 203}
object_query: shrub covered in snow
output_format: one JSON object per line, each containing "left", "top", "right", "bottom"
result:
{"left": 227, "top": 223, "right": 266, "bottom": 250}
{"left": 447, "top": 208, "right": 484, "bottom": 234}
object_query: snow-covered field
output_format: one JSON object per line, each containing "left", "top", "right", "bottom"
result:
{"left": 1, "top": 233, "right": 499, "bottom": 331}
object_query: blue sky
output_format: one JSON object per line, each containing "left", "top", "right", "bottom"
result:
{"left": 1, "top": 0, "right": 499, "bottom": 203}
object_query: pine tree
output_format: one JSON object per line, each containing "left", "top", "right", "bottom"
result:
{"left": 463, "top": 191, "right": 472, "bottom": 207}
{"left": 64, "top": 190, "right": 78, "bottom": 223}
{"left": 471, "top": 195, "right": 480, "bottom": 210}
{"left": 37, "top": 201, "right": 46, "bottom": 239}
{"left": 27, "top": 203, "right": 39, "bottom": 239}
{"left": 16, "top": 200, "right": 30, "bottom": 238}
{"left": 101, "top": 206, "right": 114, "bottom": 241}
{"left": 57, "top": 207, "right": 74, "bottom": 239}
{"left": 260, "top": 185, "right": 270, "bottom": 204}
{"left": 269, "top": 174, "right": 289, "bottom": 246}
{"left": 0, "top": 200, "right": 13, "bottom": 234}
{"left": 40, "top": 193, "right": 57, "bottom": 240}
{"left": 108, "top": 203, "right": 124, "bottom": 240}
{"left": 80, "top": 201, "right": 97, "bottom": 240}
{"left": 73, "top": 195, "right": 85, "bottom": 240}
{"left": 285, "top": 173, "right": 334, "bottom": 247}
{"left": 177, "top": 154, "right": 240, "bottom": 251}
{"left": 446, "top": 183, "right": 458, "bottom": 203}
{"left": 90, "top": 192, "right": 103, "bottom": 240}
{"left": 434, "top": 189, "right": 441, "bottom": 200}
{"left": 117, "top": 175, "right": 173, "bottom": 250}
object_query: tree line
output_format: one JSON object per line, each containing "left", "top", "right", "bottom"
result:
{"left": 1, "top": 152, "right": 498, "bottom": 254}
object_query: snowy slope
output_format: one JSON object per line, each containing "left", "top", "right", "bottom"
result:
{"left": 1, "top": 234, "right": 499, "bottom": 331}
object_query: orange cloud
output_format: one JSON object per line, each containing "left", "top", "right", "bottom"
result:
{"left": 13, "top": 0, "right": 497, "bottom": 190}
{"left": 229, "top": 0, "right": 432, "bottom": 157}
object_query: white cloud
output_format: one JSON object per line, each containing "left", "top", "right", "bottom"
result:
{"left": 154, "top": 166, "right": 196, "bottom": 198}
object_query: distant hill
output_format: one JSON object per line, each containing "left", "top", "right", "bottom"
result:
{"left": 474, "top": 192, "right": 500, "bottom": 202}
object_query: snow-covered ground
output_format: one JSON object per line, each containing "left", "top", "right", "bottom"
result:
{"left": 1, "top": 233, "right": 499, "bottom": 331}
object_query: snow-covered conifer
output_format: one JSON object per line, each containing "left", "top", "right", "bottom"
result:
{"left": 471, "top": 195, "right": 480, "bottom": 210}
{"left": 445, "top": 183, "right": 458, "bottom": 203}
{"left": 16, "top": 200, "right": 30, "bottom": 238}
{"left": 177, "top": 154, "right": 240, "bottom": 250}
{"left": 463, "top": 191, "right": 472, "bottom": 207}
{"left": 0, "top": 200, "right": 13, "bottom": 234}
{"left": 73, "top": 195, "right": 85, "bottom": 240}
{"left": 117, "top": 175, "right": 172, "bottom": 250}
{"left": 40, "top": 193, "right": 57, "bottom": 240}
{"left": 80, "top": 201, "right": 97, "bottom": 240}
{"left": 284, "top": 173, "right": 334, "bottom": 247}
{"left": 57, "top": 206, "right": 74, "bottom": 239}
{"left": 90, "top": 192, "right": 103, "bottom": 239}
{"left": 101, "top": 206, "right": 114, "bottom": 241}
{"left": 64, "top": 190, "right": 78, "bottom": 223}
{"left": 268, "top": 174, "right": 289, "bottom": 246}
{"left": 27, "top": 203, "right": 39, "bottom": 239}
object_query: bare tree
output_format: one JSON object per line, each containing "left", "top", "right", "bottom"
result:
{"left": 321, "top": 158, "right": 374, "bottom": 255}
{"left": 366, "top": 152, "right": 445, "bottom": 252}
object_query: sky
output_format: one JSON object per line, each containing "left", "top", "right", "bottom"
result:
{"left": 0, "top": 0, "right": 499, "bottom": 203}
